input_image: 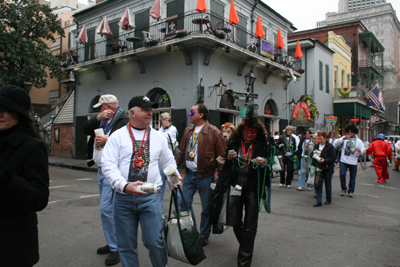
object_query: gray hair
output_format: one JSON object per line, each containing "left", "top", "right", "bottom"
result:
{"left": 129, "top": 106, "right": 139, "bottom": 113}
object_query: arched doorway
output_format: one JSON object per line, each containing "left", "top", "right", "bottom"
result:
{"left": 263, "top": 99, "right": 279, "bottom": 134}
{"left": 219, "top": 90, "right": 240, "bottom": 126}
{"left": 147, "top": 88, "right": 172, "bottom": 130}
{"left": 88, "top": 95, "right": 101, "bottom": 113}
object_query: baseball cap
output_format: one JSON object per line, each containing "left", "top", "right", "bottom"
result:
{"left": 377, "top": 133, "right": 385, "bottom": 140}
{"left": 128, "top": 96, "right": 158, "bottom": 109}
{"left": 93, "top": 94, "right": 118, "bottom": 108}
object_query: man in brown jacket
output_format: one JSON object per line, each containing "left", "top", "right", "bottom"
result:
{"left": 176, "top": 103, "right": 225, "bottom": 247}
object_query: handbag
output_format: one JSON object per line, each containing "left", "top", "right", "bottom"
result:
{"left": 167, "top": 134, "right": 180, "bottom": 159}
{"left": 314, "top": 170, "right": 323, "bottom": 187}
{"left": 272, "top": 155, "right": 284, "bottom": 172}
{"left": 164, "top": 186, "right": 206, "bottom": 265}
{"left": 307, "top": 165, "right": 315, "bottom": 185}
{"left": 218, "top": 186, "right": 241, "bottom": 226}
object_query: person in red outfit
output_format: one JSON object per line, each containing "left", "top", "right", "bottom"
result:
{"left": 366, "top": 134, "right": 392, "bottom": 183}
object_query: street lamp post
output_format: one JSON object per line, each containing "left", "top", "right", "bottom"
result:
{"left": 244, "top": 66, "right": 256, "bottom": 106}
{"left": 288, "top": 98, "right": 296, "bottom": 124}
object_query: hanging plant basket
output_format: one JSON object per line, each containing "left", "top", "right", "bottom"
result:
{"left": 214, "top": 30, "right": 226, "bottom": 39}
{"left": 176, "top": 29, "right": 188, "bottom": 38}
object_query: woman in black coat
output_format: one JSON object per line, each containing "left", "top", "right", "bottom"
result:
{"left": 207, "top": 104, "right": 271, "bottom": 267}
{"left": 312, "top": 131, "right": 336, "bottom": 207}
{"left": 0, "top": 86, "right": 49, "bottom": 267}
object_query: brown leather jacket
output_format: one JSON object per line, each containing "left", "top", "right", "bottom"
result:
{"left": 176, "top": 121, "right": 225, "bottom": 178}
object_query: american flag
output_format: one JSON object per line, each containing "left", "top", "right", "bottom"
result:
{"left": 365, "top": 87, "right": 380, "bottom": 108}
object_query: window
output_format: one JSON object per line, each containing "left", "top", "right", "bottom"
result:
{"left": 319, "top": 61, "right": 323, "bottom": 91}
{"left": 210, "top": 0, "right": 224, "bottom": 27}
{"left": 341, "top": 69, "right": 345, "bottom": 87}
{"left": 84, "top": 29, "right": 95, "bottom": 61}
{"left": 54, "top": 128, "right": 60, "bottom": 142}
{"left": 106, "top": 21, "right": 120, "bottom": 56}
{"left": 147, "top": 88, "right": 172, "bottom": 130}
{"left": 325, "top": 64, "right": 329, "bottom": 93}
{"left": 167, "top": 0, "right": 184, "bottom": 29}
{"left": 264, "top": 99, "right": 278, "bottom": 116}
{"left": 237, "top": 14, "right": 247, "bottom": 48}
{"left": 135, "top": 10, "right": 150, "bottom": 48}
{"left": 219, "top": 91, "right": 238, "bottom": 110}
{"left": 147, "top": 88, "right": 171, "bottom": 108}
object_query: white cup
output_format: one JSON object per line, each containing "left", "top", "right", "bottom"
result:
{"left": 94, "top": 128, "right": 104, "bottom": 136}
{"left": 164, "top": 165, "right": 182, "bottom": 186}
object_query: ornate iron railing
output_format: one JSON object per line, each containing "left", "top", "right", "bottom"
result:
{"left": 62, "top": 10, "right": 300, "bottom": 71}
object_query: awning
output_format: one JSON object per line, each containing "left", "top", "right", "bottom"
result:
{"left": 334, "top": 102, "right": 371, "bottom": 119}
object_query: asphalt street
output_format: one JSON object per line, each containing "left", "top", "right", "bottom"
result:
{"left": 35, "top": 165, "right": 400, "bottom": 267}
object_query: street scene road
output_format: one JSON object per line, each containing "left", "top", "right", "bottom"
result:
{"left": 36, "top": 165, "right": 400, "bottom": 267}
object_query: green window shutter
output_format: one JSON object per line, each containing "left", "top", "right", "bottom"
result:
{"left": 319, "top": 61, "right": 323, "bottom": 91}
{"left": 237, "top": 15, "right": 247, "bottom": 48}
{"left": 135, "top": 9, "right": 150, "bottom": 48}
{"left": 325, "top": 64, "right": 329, "bottom": 93}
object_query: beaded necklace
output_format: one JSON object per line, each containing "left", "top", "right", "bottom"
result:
{"left": 234, "top": 155, "right": 271, "bottom": 213}
{"left": 349, "top": 136, "right": 357, "bottom": 149}
{"left": 101, "top": 106, "right": 123, "bottom": 135}
{"left": 237, "top": 141, "right": 253, "bottom": 168}
{"left": 189, "top": 123, "right": 205, "bottom": 158}
{"left": 126, "top": 122, "right": 151, "bottom": 169}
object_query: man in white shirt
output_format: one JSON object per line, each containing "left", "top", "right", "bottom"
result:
{"left": 333, "top": 124, "right": 365, "bottom": 198}
{"left": 101, "top": 96, "right": 176, "bottom": 267}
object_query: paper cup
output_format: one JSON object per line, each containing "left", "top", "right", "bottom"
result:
{"left": 94, "top": 128, "right": 104, "bottom": 136}
{"left": 164, "top": 165, "right": 182, "bottom": 185}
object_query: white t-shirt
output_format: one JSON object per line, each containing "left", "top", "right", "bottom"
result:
{"left": 333, "top": 136, "right": 365, "bottom": 165}
{"left": 186, "top": 125, "right": 203, "bottom": 172}
{"left": 101, "top": 126, "right": 176, "bottom": 193}
{"left": 159, "top": 125, "right": 178, "bottom": 144}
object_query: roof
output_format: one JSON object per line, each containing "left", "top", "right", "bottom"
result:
{"left": 287, "top": 38, "right": 335, "bottom": 54}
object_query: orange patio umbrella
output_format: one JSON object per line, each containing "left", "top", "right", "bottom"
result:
{"left": 196, "top": 0, "right": 207, "bottom": 13}
{"left": 229, "top": 1, "right": 239, "bottom": 25}
{"left": 295, "top": 40, "right": 303, "bottom": 59}
{"left": 277, "top": 29, "right": 284, "bottom": 49}
{"left": 255, "top": 16, "right": 265, "bottom": 38}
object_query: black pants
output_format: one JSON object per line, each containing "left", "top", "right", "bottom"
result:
{"left": 233, "top": 189, "right": 259, "bottom": 267}
{"left": 280, "top": 155, "right": 294, "bottom": 186}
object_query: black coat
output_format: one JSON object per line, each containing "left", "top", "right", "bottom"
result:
{"left": 276, "top": 134, "right": 297, "bottom": 156}
{"left": 312, "top": 142, "right": 336, "bottom": 170}
{"left": 0, "top": 127, "right": 49, "bottom": 267}
{"left": 207, "top": 134, "right": 271, "bottom": 224}
{"left": 83, "top": 112, "right": 129, "bottom": 166}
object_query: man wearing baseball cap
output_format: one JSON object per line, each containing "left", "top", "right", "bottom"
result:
{"left": 101, "top": 96, "right": 177, "bottom": 267}
{"left": 366, "top": 133, "right": 392, "bottom": 183}
{"left": 83, "top": 94, "right": 129, "bottom": 266}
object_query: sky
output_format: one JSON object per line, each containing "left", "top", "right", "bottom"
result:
{"left": 262, "top": 0, "right": 400, "bottom": 31}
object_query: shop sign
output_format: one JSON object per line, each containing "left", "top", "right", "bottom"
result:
{"left": 346, "top": 116, "right": 361, "bottom": 125}
{"left": 326, "top": 116, "right": 337, "bottom": 124}
{"left": 367, "top": 115, "right": 378, "bottom": 124}
{"left": 292, "top": 101, "right": 312, "bottom": 127}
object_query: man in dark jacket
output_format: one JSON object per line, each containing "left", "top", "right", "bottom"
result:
{"left": 83, "top": 94, "right": 129, "bottom": 266}
{"left": 176, "top": 103, "right": 225, "bottom": 247}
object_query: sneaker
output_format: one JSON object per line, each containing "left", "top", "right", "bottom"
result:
{"left": 287, "top": 185, "right": 292, "bottom": 188}
{"left": 297, "top": 187, "right": 303, "bottom": 191}
{"left": 349, "top": 193, "right": 353, "bottom": 198}
{"left": 97, "top": 245, "right": 110, "bottom": 255}
{"left": 307, "top": 187, "right": 313, "bottom": 191}
{"left": 199, "top": 236, "right": 208, "bottom": 247}
{"left": 279, "top": 183, "right": 284, "bottom": 187}
{"left": 105, "top": 251, "right": 120, "bottom": 266}
{"left": 340, "top": 190, "right": 346, "bottom": 196}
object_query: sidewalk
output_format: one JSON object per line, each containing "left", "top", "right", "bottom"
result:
{"left": 49, "top": 156, "right": 98, "bottom": 172}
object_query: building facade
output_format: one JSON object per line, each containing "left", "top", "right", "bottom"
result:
{"left": 289, "top": 21, "right": 383, "bottom": 141}
{"left": 327, "top": 3, "right": 400, "bottom": 92}
{"left": 338, "top": 0, "right": 387, "bottom": 13}
{"left": 58, "top": 0, "right": 302, "bottom": 158}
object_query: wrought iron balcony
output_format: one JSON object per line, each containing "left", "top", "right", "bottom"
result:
{"left": 62, "top": 10, "right": 301, "bottom": 73}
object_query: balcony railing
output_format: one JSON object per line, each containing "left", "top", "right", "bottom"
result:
{"left": 62, "top": 10, "right": 301, "bottom": 71}
{"left": 333, "top": 87, "right": 365, "bottom": 101}
{"left": 359, "top": 59, "right": 383, "bottom": 75}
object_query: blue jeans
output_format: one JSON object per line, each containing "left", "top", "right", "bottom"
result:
{"left": 339, "top": 161, "right": 358, "bottom": 194}
{"left": 297, "top": 158, "right": 313, "bottom": 189}
{"left": 159, "top": 170, "right": 182, "bottom": 210}
{"left": 315, "top": 168, "right": 334, "bottom": 203}
{"left": 181, "top": 169, "right": 214, "bottom": 238}
{"left": 113, "top": 192, "right": 166, "bottom": 267}
{"left": 98, "top": 167, "right": 117, "bottom": 252}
